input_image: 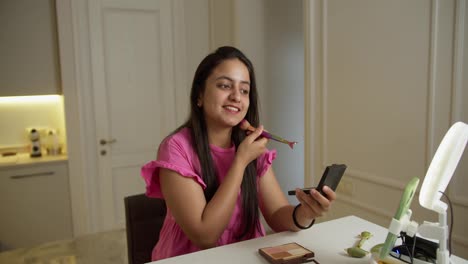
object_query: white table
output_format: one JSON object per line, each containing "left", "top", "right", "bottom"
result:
{"left": 148, "top": 215, "right": 467, "bottom": 264}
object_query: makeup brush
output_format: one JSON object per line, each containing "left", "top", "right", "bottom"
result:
{"left": 240, "top": 119, "right": 298, "bottom": 149}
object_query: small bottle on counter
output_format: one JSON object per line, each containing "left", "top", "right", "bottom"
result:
{"left": 45, "top": 129, "right": 62, "bottom": 156}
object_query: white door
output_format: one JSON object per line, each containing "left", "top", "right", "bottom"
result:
{"left": 88, "top": 0, "right": 176, "bottom": 230}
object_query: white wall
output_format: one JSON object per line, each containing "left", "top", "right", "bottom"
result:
{"left": 233, "top": 0, "right": 268, "bottom": 122}
{"left": 174, "top": 0, "right": 212, "bottom": 124}
{"left": 233, "top": 0, "right": 304, "bottom": 204}
{"left": 264, "top": 0, "right": 304, "bottom": 203}
{"left": 304, "top": 0, "right": 468, "bottom": 259}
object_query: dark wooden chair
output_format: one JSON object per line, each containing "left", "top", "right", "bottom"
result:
{"left": 124, "top": 194, "right": 166, "bottom": 264}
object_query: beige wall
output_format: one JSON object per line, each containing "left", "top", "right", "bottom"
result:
{"left": 305, "top": 0, "right": 468, "bottom": 259}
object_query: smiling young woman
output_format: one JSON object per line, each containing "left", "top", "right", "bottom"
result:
{"left": 141, "top": 46, "right": 337, "bottom": 261}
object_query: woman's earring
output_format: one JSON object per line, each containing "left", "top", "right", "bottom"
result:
{"left": 197, "top": 100, "right": 202, "bottom": 107}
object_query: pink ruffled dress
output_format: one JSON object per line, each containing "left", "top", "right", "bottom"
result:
{"left": 141, "top": 127, "right": 276, "bottom": 261}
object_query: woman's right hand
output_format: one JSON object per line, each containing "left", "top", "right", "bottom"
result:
{"left": 236, "top": 125, "right": 268, "bottom": 166}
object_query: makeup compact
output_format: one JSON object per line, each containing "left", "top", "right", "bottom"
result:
{"left": 259, "top": 242, "right": 315, "bottom": 264}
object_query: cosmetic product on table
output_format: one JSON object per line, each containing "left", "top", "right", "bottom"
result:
{"left": 259, "top": 242, "right": 315, "bottom": 264}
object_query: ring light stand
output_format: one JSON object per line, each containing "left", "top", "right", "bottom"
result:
{"left": 375, "top": 122, "right": 468, "bottom": 264}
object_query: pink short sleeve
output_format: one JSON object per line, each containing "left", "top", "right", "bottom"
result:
{"left": 256, "top": 149, "right": 277, "bottom": 177}
{"left": 141, "top": 130, "right": 206, "bottom": 198}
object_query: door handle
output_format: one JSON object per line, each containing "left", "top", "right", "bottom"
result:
{"left": 100, "top": 138, "right": 117, "bottom": 145}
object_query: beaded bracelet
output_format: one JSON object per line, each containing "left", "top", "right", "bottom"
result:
{"left": 292, "top": 204, "right": 315, "bottom": 229}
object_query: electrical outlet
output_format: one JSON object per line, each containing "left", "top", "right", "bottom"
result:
{"left": 337, "top": 178, "right": 354, "bottom": 196}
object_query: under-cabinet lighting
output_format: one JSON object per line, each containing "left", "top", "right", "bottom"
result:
{"left": 0, "top": 95, "right": 62, "bottom": 104}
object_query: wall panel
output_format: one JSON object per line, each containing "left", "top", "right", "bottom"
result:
{"left": 305, "top": 0, "right": 467, "bottom": 258}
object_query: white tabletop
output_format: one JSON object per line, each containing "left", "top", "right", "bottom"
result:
{"left": 148, "top": 215, "right": 467, "bottom": 264}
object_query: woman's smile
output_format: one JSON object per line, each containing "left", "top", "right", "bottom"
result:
{"left": 223, "top": 105, "right": 240, "bottom": 113}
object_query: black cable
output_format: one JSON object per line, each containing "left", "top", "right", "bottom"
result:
{"left": 394, "top": 233, "right": 414, "bottom": 264}
{"left": 410, "top": 232, "right": 417, "bottom": 264}
{"left": 401, "top": 233, "right": 415, "bottom": 264}
{"left": 439, "top": 191, "right": 453, "bottom": 256}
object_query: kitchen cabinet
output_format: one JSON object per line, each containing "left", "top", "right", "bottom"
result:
{"left": 0, "top": 0, "right": 61, "bottom": 96}
{"left": 0, "top": 160, "right": 73, "bottom": 249}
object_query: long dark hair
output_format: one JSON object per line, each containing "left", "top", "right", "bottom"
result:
{"left": 174, "top": 46, "right": 261, "bottom": 239}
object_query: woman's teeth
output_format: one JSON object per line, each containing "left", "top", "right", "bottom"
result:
{"left": 224, "top": 106, "right": 239, "bottom": 112}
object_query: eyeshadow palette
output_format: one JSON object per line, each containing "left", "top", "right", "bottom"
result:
{"left": 259, "top": 242, "right": 315, "bottom": 264}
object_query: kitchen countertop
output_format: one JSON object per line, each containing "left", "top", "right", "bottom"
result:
{"left": 0, "top": 152, "right": 68, "bottom": 168}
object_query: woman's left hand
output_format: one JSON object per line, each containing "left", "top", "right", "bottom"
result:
{"left": 294, "top": 186, "right": 336, "bottom": 219}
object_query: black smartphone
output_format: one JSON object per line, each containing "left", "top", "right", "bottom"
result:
{"left": 288, "top": 164, "right": 347, "bottom": 196}
{"left": 287, "top": 187, "right": 315, "bottom": 195}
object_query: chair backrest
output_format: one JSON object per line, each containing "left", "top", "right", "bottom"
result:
{"left": 124, "top": 193, "right": 166, "bottom": 264}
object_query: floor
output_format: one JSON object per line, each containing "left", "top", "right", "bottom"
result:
{"left": 0, "top": 229, "right": 128, "bottom": 264}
